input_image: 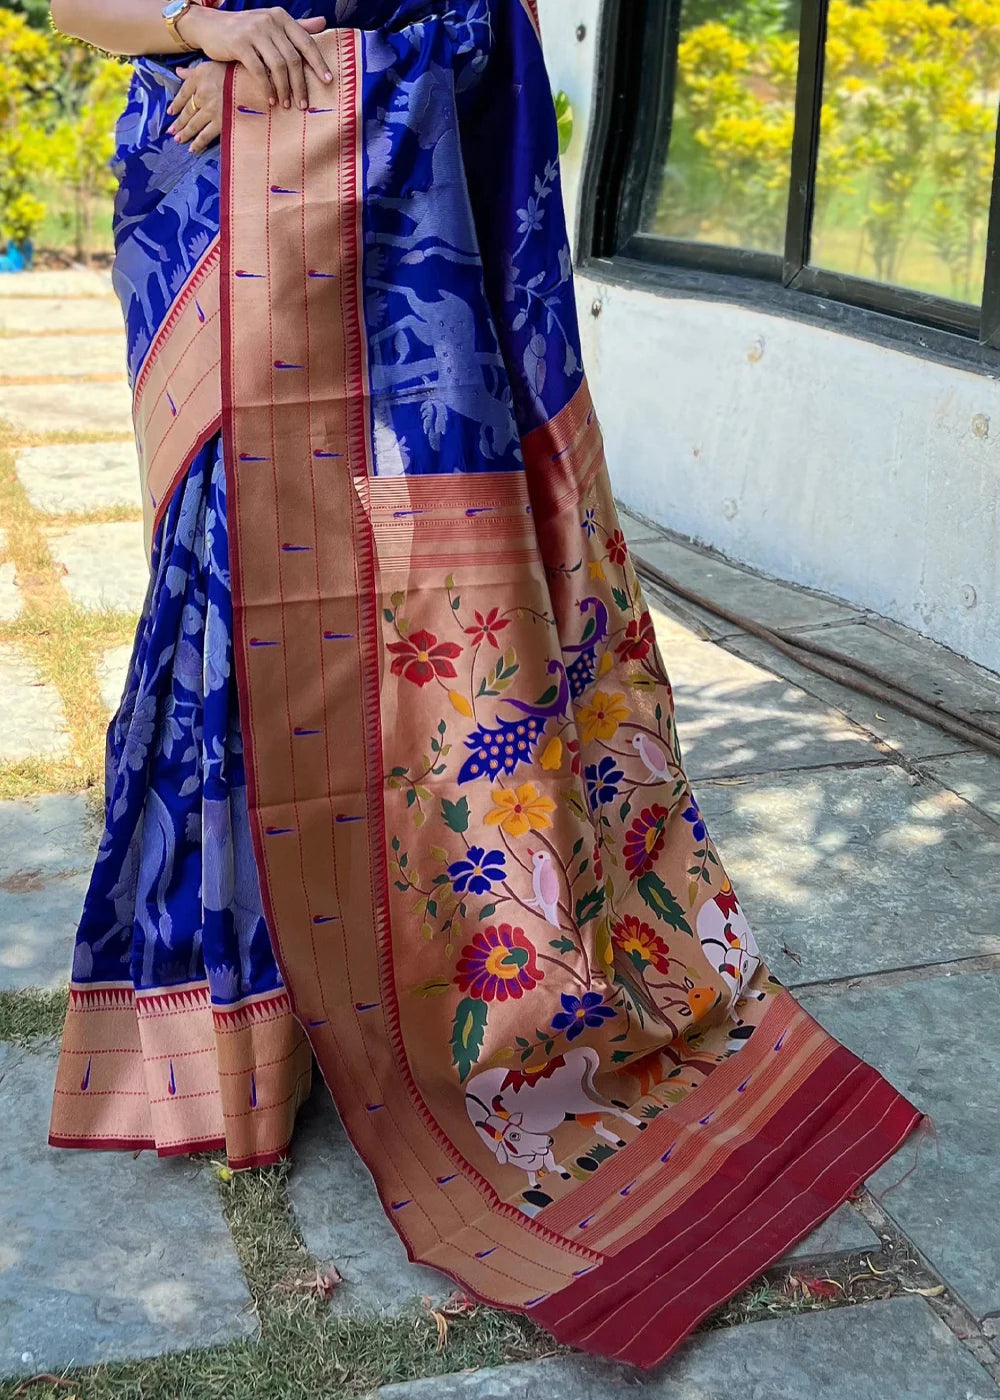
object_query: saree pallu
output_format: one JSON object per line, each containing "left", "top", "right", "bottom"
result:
{"left": 50, "top": 0, "right": 922, "bottom": 1367}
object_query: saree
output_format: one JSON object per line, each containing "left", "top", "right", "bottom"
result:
{"left": 49, "top": 0, "right": 922, "bottom": 1367}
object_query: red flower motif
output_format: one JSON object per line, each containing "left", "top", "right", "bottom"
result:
{"left": 455, "top": 924, "right": 543, "bottom": 1002}
{"left": 387, "top": 628, "right": 462, "bottom": 687}
{"left": 592, "top": 838, "right": 603, "bottom": 883}
{"left": 714, "top": 876, "right": 740, "bottom": 919}
{"left": 616, "top": 609, "right": 654, "bottom": 663}
{"left": 464, "top": 606, "right": 510, "bottom": 649}
{"left": 605, "top": 530, "right": 628, "bottom": 566}
{"left": 613, "top": 914, "right": 671, "bottom": 973}
{"left": 623, "top": 803, "right": 670, "bottom": 877}
{"left": 567, "top": 738, "right": 582, "bottom": 776}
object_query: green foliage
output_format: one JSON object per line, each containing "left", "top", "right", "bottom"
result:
{"left": 682, "top": 0, "right": 801, "bottom": 38}
{"left": 0, "top": 7, "right": 130, "bottom": 255}
{"left": 554, "top": 89, "right": 574, "bottom": 156}
{"left": 653, "top": 0, "right": 1000, "bottom": 302}
{"left": 2, "top": 0, "right": 50, "bottom": 29}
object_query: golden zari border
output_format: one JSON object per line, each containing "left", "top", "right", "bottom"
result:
{"left": 48, "top": 982, "right": 311, "bottom": 1166}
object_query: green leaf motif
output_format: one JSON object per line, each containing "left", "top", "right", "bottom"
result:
{"left": 611, "top": 586, "right": 629, "bottom": 611}
{"left": 636, "top": 872, "right": 693, "bottom": 934}
{"left": 550, "top": 936, "right": 575, "bottom": 954}
{"left": 575, "top": 885, "right": 605, "bottom": 926}
{"left": 450, "top": 997, "right": 488, "bottom": 1082}
{"left": 411, "top": 977, "right": 452, "bottom": 998}
{"left": 441, "top": 795, "right": 471, "bottom": 834}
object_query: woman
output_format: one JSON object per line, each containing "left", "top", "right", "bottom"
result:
{"left": 47, "top": 0, "right": 921, "bottom": 1368}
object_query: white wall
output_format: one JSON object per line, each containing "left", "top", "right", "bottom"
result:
{"left": 538, "top": 0, "right": 1000, "bottom": 675}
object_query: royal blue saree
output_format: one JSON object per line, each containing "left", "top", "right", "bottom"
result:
{"left": 50, "top": 0, "right": 921, "bottom": 1367}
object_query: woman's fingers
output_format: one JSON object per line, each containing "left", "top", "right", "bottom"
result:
{"left": 288, "top": 16, "right": 334, "bottom": 84}
{"left": 166, "top": 76, "right": 196, "bottom": 120}
{"left": 189, "top": 118, "right": 222, "bottom": 155}
{"left": 238, "top": 44, "right": 276, "bottom": 106}
{"left": 256, "top": 36, "right": 292, "bottom": 107}
{"left": 271, "top": 29, "right": 308, "bottom": 109}
{"left": 171, "top": 105, "right": 214, "bottom": 147}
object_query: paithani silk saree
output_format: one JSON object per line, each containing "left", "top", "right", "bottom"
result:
{"left": 49, "top": 0, "right": 922, "bottom": 1368}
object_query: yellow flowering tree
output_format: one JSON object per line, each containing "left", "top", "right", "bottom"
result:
{"left": 0, "top": 9, "right": 54, "bottom": 245}
{"left": 45, "top": 54, "right": 126, "bottom": 259}
{"left": 0, "top": 9, "right": 129, "bottom": 258}
{"left": 653, "top": 0, "right": 1000, "bottom": 301}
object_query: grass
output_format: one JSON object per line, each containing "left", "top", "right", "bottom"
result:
{"left": 0, "top": 986, "right": 68, "bottom": 1045}
{"left": 0, "top": 1154, "right": 558, "bottom": 1400}
{"left": 0, "top": 420, "right": 140, "bottom": 806}
{"left": 0, "top": 1305, "right": 554, "bottom": 1400}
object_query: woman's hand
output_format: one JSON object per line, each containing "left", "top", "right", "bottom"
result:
{"left": 166, "top": 60, "right": 227, "bottom": 154}
{"left": 180, "top": 5, "right": 333, "bottom": 112}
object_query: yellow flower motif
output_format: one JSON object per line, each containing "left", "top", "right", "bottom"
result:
{"left": 449, "top": 690, "right": 474, "bottom": 718}
{"left": 577, "top": 690, "right": 629, "bottom": 745}
{"left": 539, "top": 736, "right": 563, "bottom": 771}
{"left": 484, "top": 782, "right": 556, "bottom": 838}
{"left": 587, "top": 559, "right": 606, "bottom": 581}
{"left": 597, "top": 650, "right": 615, "bottom": 677}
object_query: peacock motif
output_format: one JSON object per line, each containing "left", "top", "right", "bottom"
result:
{"left": 562, "top": 596, "right": 609, "bottom": 700}
{"left": 457, "top": 659, "right": 570, "bottom": 784}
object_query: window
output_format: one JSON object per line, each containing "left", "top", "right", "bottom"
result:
{"left": 588, "top": 0, "right": 1000, "bottom": 351}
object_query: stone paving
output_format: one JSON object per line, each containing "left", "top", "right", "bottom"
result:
{"left": 48, "top": 520, "right": 150, "bottom": 613}
{"left": 15, "top": 441, "right": 141, "bottom": 515}
{"left": 0, "top": 1044, "right": 255, "bottom": 1376}
{"left": 0, "top": 645, "right": 71, "bottom": 762}
{"left": 375, "top": 1298, "right": 999, "bottom": 1399}
{"left": 1, "top": 268, "right": 999, "bottom": 1396}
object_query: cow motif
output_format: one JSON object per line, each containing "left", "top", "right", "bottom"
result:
{"left": 695, "top": 876, "right": 763, "bottom": 1018}
{"left": 465, "top": 1046, "right": 644, "bottom": 1190}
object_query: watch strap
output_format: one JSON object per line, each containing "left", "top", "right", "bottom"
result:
{"left": 165, "top": 1, "right": 198, "bottom": 52}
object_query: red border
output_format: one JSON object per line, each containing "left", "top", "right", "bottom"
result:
{"left": 133, "top": 241, "right": 221, "bottom": 411}
{"left": 48, "top": 1130, "right": 291, "bottom": 1169}
{"left": 533, "top": 1049, "right": 921, "bottom": 1368}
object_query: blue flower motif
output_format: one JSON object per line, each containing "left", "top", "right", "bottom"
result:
{"left": 584, "top": 755, "right": 624, "bottom": 810}
{"left": 682, "top": 799, "right": 707, "bottom": 843}
{"left": 581, "top": 508, "right": 596, "bottom": 537}
{"left": 517, "top": 194, "right": 544, "bottom": 235}
{"left": 448, "top": 846, "right": 506, "bottom": 896}
{"left": 551, "top": 991, "right": 616, "bottom": 1042}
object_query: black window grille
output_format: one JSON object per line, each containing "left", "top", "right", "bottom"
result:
{"left": 585, "top": 0, "right": 1000, "bottom": 359}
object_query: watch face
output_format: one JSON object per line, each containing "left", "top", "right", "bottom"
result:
{"left": 163, "top": 0, "right": 188, "bottom": 18}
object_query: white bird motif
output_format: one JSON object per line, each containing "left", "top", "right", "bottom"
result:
{"left": 526, "top": 849, "right": 561, "bottom": 927}
{"left": 632, "top": 731, "right": 671, "bottom": 783}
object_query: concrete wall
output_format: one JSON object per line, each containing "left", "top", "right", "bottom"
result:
{"left": 537, "top": 0, "right": 1000, "bottom": 675}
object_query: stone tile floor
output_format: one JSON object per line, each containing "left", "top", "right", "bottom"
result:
{"left": 1, "top": 269, "right": 999, "bottom": 1398}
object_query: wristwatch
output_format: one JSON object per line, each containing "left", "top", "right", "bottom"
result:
{"left": 163, "top": 0, "right": 198, "bottom": 52}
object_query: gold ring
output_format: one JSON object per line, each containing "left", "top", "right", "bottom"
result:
{"left": 189, "top": 95, "right": 201, "bottom": 113}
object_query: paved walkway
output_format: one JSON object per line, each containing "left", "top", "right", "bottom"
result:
{"left": 1, "top": 270, "right": 999, "bottom": 1397}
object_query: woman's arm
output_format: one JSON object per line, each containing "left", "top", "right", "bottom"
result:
{"left": 49, "top": 2, "right": 333, "bottom": 110}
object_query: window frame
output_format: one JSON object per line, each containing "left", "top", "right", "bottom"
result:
{"left": 581, "top": 0, "right": 1000, "bottom": 367}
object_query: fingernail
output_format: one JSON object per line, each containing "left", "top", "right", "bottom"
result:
{"left": 299, "top": 99, "right": 308, "bottom": 109}
{"left": 269, "top": 96, "right": 276, "bottom": 106}
{"left": 324, "top": 71, "right": 333, "bottom": 82}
